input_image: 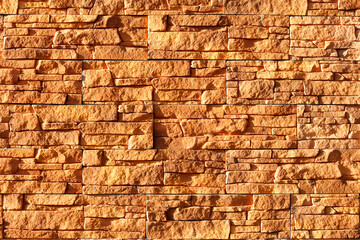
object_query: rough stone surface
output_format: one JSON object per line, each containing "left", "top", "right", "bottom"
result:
{"left": 0, "top": 1, "right": 360, "bottom": 239}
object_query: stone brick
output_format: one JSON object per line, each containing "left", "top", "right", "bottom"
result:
{"left": 33, "top": 105, "right": 118, "bottom": 122}
{"left": 224, "top": 0, "right": 308, "bottom": 15}
{"left": 106, "top": 61, "right": 190, "bottom": 78}
{"left": 4, "top": 211, "right": 83, "bottom": 230}
{"left": 83, "top": 165, "right": 163, "bottom": 185}
{"left": 149, "top": 31, "right": 227, "bottom": 51}
{"left": 0, "top": 69, "right": 20, "bottom": 84}
{"left": 0, "top": 0, "right": 18, "bottom": 14}
{"left": 147, "top": 221, "right": 230, "bottom": 239}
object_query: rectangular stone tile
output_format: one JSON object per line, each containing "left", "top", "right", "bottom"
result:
{"left": 226, "top": 148, "right": 360, "bottom": 194}
{"left": 227, "top": 60, "right": 360, "bottom": 105}
{"left": 83, "top": 60, "right": 194, "bottom": 104}
{"left": 307, "top": 0, "right": 359, "bottom": 16}
{"left": 81, "top": 194, "right": 146, "bottom": 239}
{"left": 290, "top": 17, "right": 360, "bottom": 60}
{"left": 146, "top": 194, "right": 290, "bottom": 239}
{"left": 0, "top": 0, "right": 18, "bottom": 14}
{"left": 291, "top": 194, "right": 360, "bottom": 239}
{"left": 3, "top": 194, "right": 145, "bottom": 239}
{"left": 0, "top": 148, "right": 82, "bottom": 194}
{"left": 149, "top": 15, "right": 289, "bottom": 60}
{"left": 124, "top": 0, "right": 223, "bottom": 15}
{"left": 154, "top": 105, "right": 297, "bottom": 149}
{"left": 152, "top": 60, "right": 226, "bottom": 104}
{"left": 84, "top": 60, "right": 226, "bottom": 105}
{"left": 9, "top": 105, "right": 153, "bottom": 149}
{"left": 0, "top": 60, "right": 80, "bottom": 104}
{"left": 224, "top": 0, "right": 307, "bottom": 15}
{"left": 3, "top": 15, "right": 147, "bottom": 60}
{"left": 83, "top": 149, "right": 225, "bottom": 194}
{"left": 298, "top": 105, "right": 359, "bottom": 149}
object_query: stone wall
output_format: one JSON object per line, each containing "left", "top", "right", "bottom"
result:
{"left": 0, "top": 0, "right": 359, "bottom": 239}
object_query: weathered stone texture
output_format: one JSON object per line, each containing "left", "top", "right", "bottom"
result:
{"left": 291, "top": 194, "right": 360, "bottom": 239}
{"left": 155, "top": 105, "right": 296, "bottom": 150}
{"left": 1, "top": 1, "right": 360, "bottom": 239}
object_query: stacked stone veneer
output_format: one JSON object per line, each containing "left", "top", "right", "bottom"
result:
{"left": 0, "top": 0, "right": 359, "bottom": 239}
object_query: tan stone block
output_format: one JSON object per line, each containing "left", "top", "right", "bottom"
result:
{"left": 201, "top": 90, "right": 226, "bottom": 104}
{"left": 261, "top": 219, "right": 289, "bottom": 233}
{"left": 0, "top": 158, "right": 18, "bottom": 174}
{"left": 4, "top": 36, "right": 53, "bottom": 49}
{"left": 224, "top": 0, "right": 308, "bottom": 15}
{"left": 10, "top": 113, "right": 40, "bottom": 131}
{"left": 249, "top": 115, "right": 296, "bottom": 127}
{"left": 291, "top": 25, "right": 355, "bottom": 41}
{"left": 104, "top": 149, "right": 156, "bottom": 161}
{"left": 152, "top": 77, "right": 224, "bottom": 90}
{"left": 180, "top": 119, "right": 248, "bottom": 136}
{"left": 149, "top": 31, "right": 227, "bottom": 51}
{"left": 83, "top": 165, "right": 163, "bottom": 185}
{"left": 85, "top": 206, "right": 125, "bottom": 218}
{"left": 0, "top": 69, "right": 20, "bottom": 84}
{"left": 124, "top": 0, "right": 168, "bottom": 10}
{"left": 9, "top": 131, "right": 80, "bottom": 146}
{"left": 168, "top": 15, "right": 221, "bottom": 27}
{"left": 149, "top": 15, "right": 167, "bottom": 32}
{"left": 79, "top": 122, "right": 152, "bottom": 134}
{"left": 272, "top": 149, "right": 319, "bottom": 158}
{"left": 33, "top": 105, "right": 118, "bottom": 122}
{"left": 107, "top": 61, "right": 190, "bottom": 78}
{"left": 229, "top": 26, "right": 269, "bottom": 39}
{"left": 253, "top": 195, "right": 290, "bottom": 210}
{"left": 228, "top": 39, "right": 289, "bottom": 53}
{"left": 0, "top": 0, "right": 18, "bottom": 14}
{"left": 164, "top": 161, "right": 205, "bottom": 173}
{"left": 298, "top": 124, "right": 350, "bottom": 139}
{"left": 295, "top": 215, "right": 359, "bottom": 230}
{"left": 172, "top": 207, "right": 211, "bottom": 220}
{"left": 43, "top": 81, "right": 82, "bottom": 94}
{"left": 305, "top": 81, "right": 360, "bottom": 96}
{"left": 83, "top": 86, "right": 152, "bottom": 102}
{"left": 90, "top": 0, "right": 124, "bottom": 14}
{"left": 84, "top": 69, "right": 114, "bottom": 87}
{"left": 155, "top": 122, "right": 183, "bottom": 137}
{"left": 339, "top": 0, "right": 360, "bottom": 10}
{"left": 35, "top": 149, "right": 82, "bottom": 163}
{"left": 223, "top": 105, "right": 296, "bottom": 115}
{"left": 85, "top": 218, "right": 144, "bottom": 232}
{"left": 128, "top": 135, "right": 153, "bottom": 149}
{"left": 164, "top": 173, "right": 225, "bottom": 187}
{"left": 147, "top": 220, "right": 230, "bottom": 239}
{"left": 154, "top": 90, "right": 201, "bottom": 102}
{"left": 4, "top": 211, "right": 83, "bottom": 230}
{"left": 227, "top": 171, "right": 274, "bottom": 183}
{"left": 275, "top": 163, "right": 342, "bottom": 180}
{"left": 94, "top": 15, "right": 146, "bottom": 28}
{"left": 83, "top": 150, "right": 103, "bottom": 166}
{"left": 248, "top": 210, "right": 289, "bottom": 220}
{"left": 0, "top": 149, "right": 34, "bottom": 158}
{"left": 36, "top": 60, "right": 82, "bottom": 74}
{"left": 25, "top": 195, "right": 78, "bottom": 205}
{"left": 81, "top": 134, "right": 128, "bottom": 146}
{"left": 238, "top": 80, "right": 274, "bottom": 99}
{"left": 49, "top": 0, "right": 77, "bottom": 8}
{"left": 54, "top": 29, "right": 121, "bottom": 45}
{"left": 93, "top": 46, "right": 148, "bottom": 60}
{"left": 4, "top": 194, "right": 23, "bottom": 210}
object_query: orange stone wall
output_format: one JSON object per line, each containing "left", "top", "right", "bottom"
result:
{"left": 0, "top": 0, "right": 359, "bottom": 239}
